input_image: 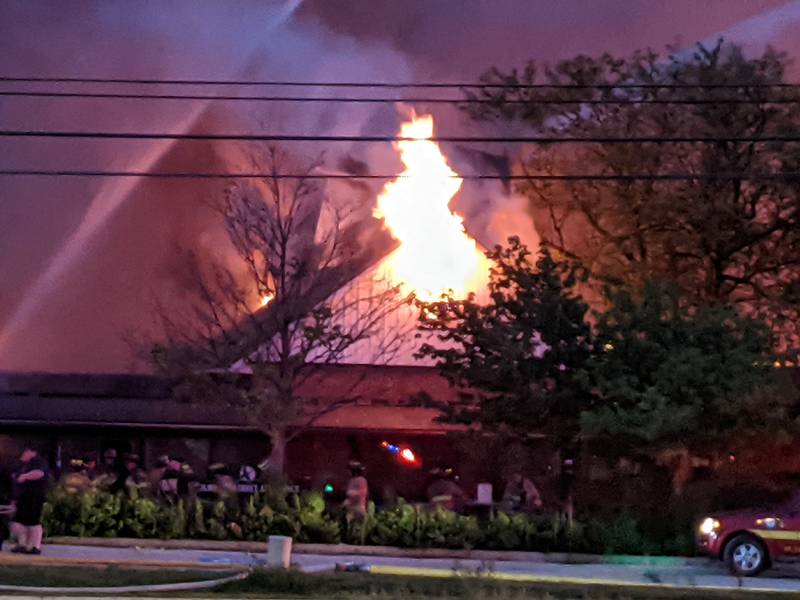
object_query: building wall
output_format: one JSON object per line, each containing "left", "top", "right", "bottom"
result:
{"left": 286, "top": 429, "right": 560, "bottom": 505}
{"left": 0, "top": 425, "right": 560, "bottom": 506}
{"left": 9, "top": 423, "right": 793, "bottom": 521}
{"left": 0, "top": 426, "right": 267, "bottom": 482}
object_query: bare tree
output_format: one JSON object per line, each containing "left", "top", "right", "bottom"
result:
{"left": 147, "top": 146, "right": 407, "bottom": 479}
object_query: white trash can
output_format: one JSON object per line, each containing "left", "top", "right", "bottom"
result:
{"left": 476, "top": 483, "right": 493, "bottom": 505}
{"left": 267, "top": 535, "right": 293, "bottom": 569}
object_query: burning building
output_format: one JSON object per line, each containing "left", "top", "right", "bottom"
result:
{"left": 4, "top": 0, "right": 800, "bottom": 509}
{"left": 0, "top": 104, "right": 532, "bottom": 501}
{"left": 0, "top": 366, "right": 536, "bottom": 503}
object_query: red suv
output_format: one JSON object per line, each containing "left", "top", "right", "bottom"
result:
{"left": 697, "top": 508, "right": 800, "bottom": 576}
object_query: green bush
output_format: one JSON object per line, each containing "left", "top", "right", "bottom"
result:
{"left": 349, "top": 501, "right": 484, "bottom": 550}
{"left": 121, "top": 494, "right": 161, "bottom": 538}
{"left": 294, "top": 493, "right": 341, "bottom": 544}
{"left": 42, "top": 486, "right": 691, "bottom": 555}
{"left": 43, "top": 487, "right": 122, "bottom": 537}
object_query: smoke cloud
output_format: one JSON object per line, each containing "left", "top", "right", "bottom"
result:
{"left": 0, "top": 0, "right": 797, "bottom": 372}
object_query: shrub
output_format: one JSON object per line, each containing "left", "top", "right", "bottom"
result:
{"left": 121, "top": 494, "right": 161, "bottom": 538}
{"left": 43, "top": 487, "right": 122, "bottom": 537}
{"left": 42, "top": 486, "right": 691, "bottom": 555}
{"left": 295, "top": 492, "right": 341, "bottom": 544}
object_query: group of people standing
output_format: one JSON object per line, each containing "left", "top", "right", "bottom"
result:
{"left": 64, "top": 450, "right": 267, "bottom": 504}
{"left": 425, "top": 469, "right": 543, "bottom": 513}
{"left": 1, "top": 445, "right": 268, "bottom": 555}
{"left": 1, "top": 442, "right": 548, "bottom": 555}
{"left": 63, "top": 449, "right": 200, "bottom": 500}
{"left": 342, "top": 460, "right": 545, "bottom": 523}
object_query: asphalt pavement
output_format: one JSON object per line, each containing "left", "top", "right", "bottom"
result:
{"left": 5, "top": 542, "right": 800, "bottom": 594}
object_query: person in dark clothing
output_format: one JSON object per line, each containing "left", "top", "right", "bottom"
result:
{"left": 61, "top": 457, "right": 94, "bottom": 493}
{"left": 148, "top": 455, "right": 169, "bottom": 494}
{"left": 109, "top": 453, "right": 147, "bottom": 496}
{"left": 207, "top": 463, "right": 237, "bottom": 502}
{"left": 93, "top": 448, "right": 119, "bottom": 490}
{"left": 426, "top": 468, "right": 466, "bottom": 512}
{"left": 124, "top": 454, "right": 148, "bottom": 491}
{"left": 502, "top": 472, "right": 543, "bottom": 513}
{"left": 0, "top": 508, "right": 9, "bottom": 548}
{"left": 177, "top": 462, "right": 197, "bottom": 498}
{"left": 108, "top": 460, "right": 130, "bottom": 496}
{"left": 159, "top": 458, "right": 181, "bottom": 499}
{"left": 10, "top": 445, "right": 49, "bottom": 554}
{"left": 0, "top": 468, "right": 12, "bottom": 547}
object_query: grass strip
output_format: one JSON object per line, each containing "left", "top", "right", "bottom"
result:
{"left": 0, "top": 564, "right": 227, "bottom": 588}
{"left": 213, "top": 569, "right": 800, "bottom": 599}
{"left": 0, "top": 564, "right": 795, "bottom": 599}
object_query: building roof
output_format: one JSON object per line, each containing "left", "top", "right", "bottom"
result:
{"left": 0, "top": 365, "right": 459, "bottom": 433}
{"left": 295, "top": 364, "right": 457, "bottom": 405}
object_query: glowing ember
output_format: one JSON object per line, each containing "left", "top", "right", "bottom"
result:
{"left": 260, "top": 294, "right": 274, "bottom": 307}
{"left": 374, "top": 113, "right": 490, "bottom": 301}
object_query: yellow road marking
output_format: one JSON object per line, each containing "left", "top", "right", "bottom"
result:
{"left": 371, "top": 564, "right": 644, "bottom": 586}
{"left": 368, "top": 564, "right": 796, "bottom": 594}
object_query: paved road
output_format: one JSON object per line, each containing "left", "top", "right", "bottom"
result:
{"left": 8, "top": 543, "right": 800, "bottom": 593}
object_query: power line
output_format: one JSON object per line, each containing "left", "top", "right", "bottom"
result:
{"left": 1, "top": 76, "right": 800, "bottom": 90}
{"left": 2, "top": 130, "right": 800, "bottom": 144}
{"left": 1, "top": 170, "right": 798, "bottom": 182}
{"left": 2, "top": 90, "right": 799, "bottom": 105}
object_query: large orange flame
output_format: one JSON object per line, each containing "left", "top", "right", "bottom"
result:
{"left": 374, "top": 114, "right": 490, "bottom": 301}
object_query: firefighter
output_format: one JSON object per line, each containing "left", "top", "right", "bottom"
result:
{"left": 344, "top": 461, "right": 368, "bottom": 522}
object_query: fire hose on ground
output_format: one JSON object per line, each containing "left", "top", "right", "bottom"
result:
{"left": 0, "top": 569, "right": 249, "bottom": 595}
{"left": 0, "top": 530, "right": 291, "bottom": 594}
{"left": 0, "top": 500, "right": 249, "bottom": 595}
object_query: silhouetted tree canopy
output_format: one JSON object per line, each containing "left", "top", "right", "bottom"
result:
{"left": 467, "top": 40, "right": 800, "bottom": 352}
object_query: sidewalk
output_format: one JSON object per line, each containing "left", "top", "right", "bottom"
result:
{"left": 45, "top": 536, "right": 703, "bottom": 566}
{"left": 8, "top": 541, "right": 800, "bottom": 593}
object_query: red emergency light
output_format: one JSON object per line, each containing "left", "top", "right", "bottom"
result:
{"left": 380, "top": 440, "right": 422, "bottom": 468}
{"left": 400, "top": 448, "right": 416, "bottom": 463}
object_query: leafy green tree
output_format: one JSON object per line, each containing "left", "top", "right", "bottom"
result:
{"left": 580, "top": 282, "right": 797, "bottom": 492}
{"left": 466, "top": 41, "right": 800, "bottom": 351}
{"left": 415, "top": 237, "right": 592, "bottom": 446}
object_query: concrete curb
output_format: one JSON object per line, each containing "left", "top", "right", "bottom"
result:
{"left": 46, "top": 536, "right": 704, "bottom": 567}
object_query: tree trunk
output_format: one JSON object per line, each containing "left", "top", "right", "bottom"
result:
{"left": 558, "top": 447, "right": 576, "bottom": 527}
{"left": 264, "top": 428, "right": 287, "bottom": 485}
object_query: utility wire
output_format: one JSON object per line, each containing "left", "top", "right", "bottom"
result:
{"left": 2, "top": 90, "right": 799, "bottom": 105}
{"left": 2, "top": 76, "right": 800, "bottom": 89}
{"left": 2, "top": 130, "right": 800, "bottom": 144}
{"left": 1, "top": 170, "right": 798, "bottom": 182}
